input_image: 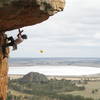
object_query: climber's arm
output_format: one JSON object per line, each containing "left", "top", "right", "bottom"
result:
{"left": 17, "top": 29, "right": 24, "bottom": 38}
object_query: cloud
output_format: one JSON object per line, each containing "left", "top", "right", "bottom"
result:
{"left": 94, "top": 33, "right": 100, "bottom": 39}
{"left": 7, "top": 0, "right": 100, "bottom": 57}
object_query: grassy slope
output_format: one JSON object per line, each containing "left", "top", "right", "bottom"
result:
{"left": 9, "top": 89, "right": 32, "bottom": 97}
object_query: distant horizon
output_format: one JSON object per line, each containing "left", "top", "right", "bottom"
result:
{"left": 10, "top": 57, "right": 100, "bottom": 59}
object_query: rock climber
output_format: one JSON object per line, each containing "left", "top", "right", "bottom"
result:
{"left": 2, "top": 29, "right": 27, "bottom": 58}
{"left": 6, "top": 29, "right": 27, "bottom": 50}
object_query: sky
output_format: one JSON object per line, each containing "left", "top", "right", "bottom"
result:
{"left": 6, "top": 0, "right": 100, "bottom": 58}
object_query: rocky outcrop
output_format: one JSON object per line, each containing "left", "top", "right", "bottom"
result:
{"left": 0, "top": 0, "right": 65, "bottom": 32}
{"left": 20, "top": 72, "right": 48, "bottom": 83}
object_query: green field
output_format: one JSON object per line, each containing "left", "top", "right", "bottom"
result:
{"left": 62, "top": 81, "right": 100, "bottom": 100}
{"left": 7, "top": 72, "right": 100, "bottom": 100}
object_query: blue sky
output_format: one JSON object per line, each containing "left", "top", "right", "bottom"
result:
{"left": 6, "top": 0, "right": 100, "bottom": 58}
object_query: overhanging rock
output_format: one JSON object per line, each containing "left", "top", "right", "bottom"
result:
{"left": 0, "top": 0, "right": 65, "bottom": 32}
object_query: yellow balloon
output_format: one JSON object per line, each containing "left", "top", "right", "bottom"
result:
{"left": 40, "top": 50, "right": 44, "bottom": 53}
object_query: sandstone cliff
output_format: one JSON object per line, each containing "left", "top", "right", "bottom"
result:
{"left": 0, "top": 0, "right": 65, "bottom": 100}
{"left": 0, "top": 33, "right": 9, "bottom": 100}
{"left": 0, "top": 0, "right": 65, "bottom": 32}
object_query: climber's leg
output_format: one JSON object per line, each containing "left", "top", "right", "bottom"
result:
{"left": 6, "top": 37, "right": 17, "bottom": 50}
{"left": 2, "top": 37, "right": 15, "bottom": 58}
{"left": 6, "top": 42, "right": 17, "bottom": 50}
{"left": 7, "top": 36, "right": 14, "bottom": 42}
{"left": 6, "top": 42, "right": 14, "bottom": 47}
{"left": 2, "top": 36, "right": 17, "bottom": 57}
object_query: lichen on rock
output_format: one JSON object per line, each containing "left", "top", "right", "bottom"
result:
{"left": 36, "top": 0, "right": 65, "bottom": 15}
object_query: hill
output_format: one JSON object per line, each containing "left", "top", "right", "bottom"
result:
{"left": 19, "top": 72, "right": 48, "bottom": 83}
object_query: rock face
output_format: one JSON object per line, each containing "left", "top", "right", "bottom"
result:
{"left": 0, "top": 0, "right": 65, "bottom": 100}
{"left": 0, "top": 0, "right": 65, "bottom": 32}
{"left": 0, "top": 32, "right": 9, "bottom": 100}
